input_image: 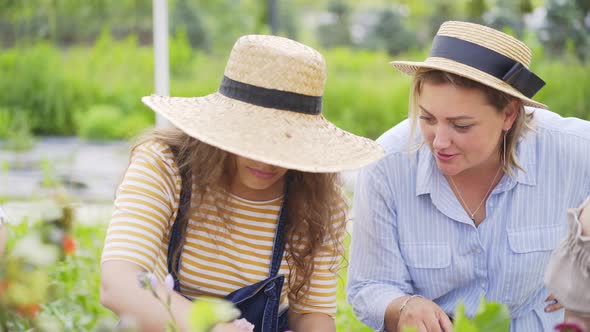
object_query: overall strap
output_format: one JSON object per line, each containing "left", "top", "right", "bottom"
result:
{"left": 167, "top": 164, "right": 192, "bottom": 293}
{"left": 269, "top": 188, "right": 288, "bottom": 278}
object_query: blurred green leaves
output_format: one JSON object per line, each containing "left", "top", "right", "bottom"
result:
{"left": 454, "top": 299, "right": 511, "bottom": 332}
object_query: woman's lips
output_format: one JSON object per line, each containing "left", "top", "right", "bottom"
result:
{"left": 436, "top": 152, "right": 456, "bottom": 162}
{"left": 247, "top": 167, "right": 275, "bottom": 179}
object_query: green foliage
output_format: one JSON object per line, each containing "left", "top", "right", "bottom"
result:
{"left": 467, "top": 0, "right": 488, "bottom": 23}
{"left": 77, "top": 104, "right": 151, "bottom": 141}
{"left": 171, "top": 0, "right": 209, "bottom": 50}
{"left": 542, "top": 0, "right": 590, "bottom": 61}
{"left": 0, "top": 43, "right": 93, "bottom": 136}
{"left": 323, "top": 48, "right": 413, "bottom": 138}
{"left": 0, "top": 31, "right": 589, "bottom": 142}
{"left": 317, "top": 1, "right": 353, "bottom": 48}
{"left": 77, "top": 105, "right": 125, "bottom": 141}
{"left": 188, "top": 298, "right": 240, "bottom": 332}
{"left": 3, "top": 212, "right": 114, "bottom": 332}
{"left": 534, "top": 59, "right": 590, "bottom": 120}
{"left": 370, "top": 8, "right": 418, "bottom": 55}
{"left": 400, "top": 298, "right": 510, "bottom": 332}
{"left": 453, "top": 299, "right": 510, "bottom": 332}
{"left": 0, "top": 107, "right": 35, "bottom": 152}
{"left": 169, "top": 28, "right": 194, "bottom": 76}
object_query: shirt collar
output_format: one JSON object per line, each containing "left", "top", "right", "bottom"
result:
{"left": 415, "top": 146, "right": 436, "bottom": 196}
{"left": 415, "top": 131, "right": 538, "bottom": 196}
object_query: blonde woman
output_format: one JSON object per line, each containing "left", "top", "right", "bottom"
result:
{"left": 348, "top": 21, "right": 590, "bottom": 332}
{"left": 100, "top": 35, "right": 383, "bottom": 332}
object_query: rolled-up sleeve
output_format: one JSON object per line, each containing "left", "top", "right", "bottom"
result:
{"left": 347, "top": 162, "right": 413, "bottom": 331}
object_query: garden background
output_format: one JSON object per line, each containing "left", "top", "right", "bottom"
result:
{"left": 0, "top": 0, "right": 589, "bottom": 331}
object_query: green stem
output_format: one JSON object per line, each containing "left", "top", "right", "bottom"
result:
{"left": 148, "top": 284, "right": 179, "bottom": 332}
{"left": 163, "top": 294, "right": 179, "bottom": 332}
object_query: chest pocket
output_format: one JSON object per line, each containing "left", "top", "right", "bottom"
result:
{"left": 403, "top": 243, "right": 452, "bottom": 296}
{"left": 507, "top": 225, "right": 564, "bottom": 253}
{"left": 502, "top": 224, "right": 566, "bottom": 306}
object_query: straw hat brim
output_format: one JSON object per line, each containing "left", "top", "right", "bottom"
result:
{"left": 142, "top": 93, "right": 384, "bottom": 173}
{"left": 391, "top": 57, "right": 548, "bottom": 109}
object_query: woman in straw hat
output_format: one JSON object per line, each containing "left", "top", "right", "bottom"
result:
{"left": 99, "top": 35, "right": 383, "bottom": 332}
{"left": 545, "top": 198, "right": 590, "bottom": 331}
{"left": 347, "top": 21, "right": 590, "bottom": 332}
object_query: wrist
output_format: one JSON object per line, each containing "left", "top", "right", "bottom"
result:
{"left": 399, "top": 295, "right": 424, "bottom": 316}
{"left": 384, "top": 295, "right": 424, "bottom": 332}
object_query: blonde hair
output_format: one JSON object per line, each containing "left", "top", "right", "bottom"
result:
{"left": 128, "top": 126, "right": 346, "bottom": 300}
{"left": 408, "top": 69, "right": 534, "bottom": 176}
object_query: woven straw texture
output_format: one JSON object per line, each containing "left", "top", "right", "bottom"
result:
{"left": 142, "top": 35, "right": 384, "bottom": 172}
{"left": 391, "top": 21, "right": 547, "bottom": 109}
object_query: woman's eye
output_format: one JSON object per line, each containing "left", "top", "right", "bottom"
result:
{"left": 419, "top": 116, "right": 434, "bottom": 122}
{"left": 454, "top": 124, "right": 472, "bottom": 130}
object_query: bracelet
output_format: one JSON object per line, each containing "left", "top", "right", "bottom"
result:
{"left": 399, "top": 295, "right": 424, "bottom": 316}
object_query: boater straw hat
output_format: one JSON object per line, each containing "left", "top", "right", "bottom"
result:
{"left": 391, "top": 21, "right": 547, "bottom": 109}
{"left": 142, "top": 35, "right": 384, "bottom": 173}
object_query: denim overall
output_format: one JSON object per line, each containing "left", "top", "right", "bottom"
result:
{"left": 167, "top": 177, "right": 290, "bottom": 332}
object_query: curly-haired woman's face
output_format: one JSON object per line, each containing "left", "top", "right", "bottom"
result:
{"left": 230, "top": 156, "right": 288, "bottom": 201}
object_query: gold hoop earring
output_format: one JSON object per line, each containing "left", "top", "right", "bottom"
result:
{"left": 502, "top": 130, "right": 508, "bottom": 167}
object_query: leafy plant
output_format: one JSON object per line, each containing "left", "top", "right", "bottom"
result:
{"left": 0, "top": 107, "right": 35, "bottom": 152}
{"left": 401, "top": 298, "right": 510, "bottom": 332}
{"left": 453, "top": 299, "right": 510, "bottom": 332}
{"left": 0, "top": 193, "right": 76, "bottom": 331}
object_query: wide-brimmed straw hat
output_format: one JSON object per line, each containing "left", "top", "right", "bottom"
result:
{"left": 142, "top": 35, "right": 383, "bottom": 173}
{"left": 391, "top": 21, "right": 547, "bottom": 109}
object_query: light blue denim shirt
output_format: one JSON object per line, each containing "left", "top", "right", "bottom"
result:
{"left": 347, "top": 108, "right": 590, "bottom": 332}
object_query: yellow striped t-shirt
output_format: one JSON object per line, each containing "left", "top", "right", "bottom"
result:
{"left": 101, "top": 141, "right": 346, "bottom": 316}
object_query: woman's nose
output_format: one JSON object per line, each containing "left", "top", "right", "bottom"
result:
{"left": 432, "top": 126, "right": 451, "bottom": 150}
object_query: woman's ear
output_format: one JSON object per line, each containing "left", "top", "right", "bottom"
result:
{"left": 503, "top": 99, "right": 521, "bottom": 131}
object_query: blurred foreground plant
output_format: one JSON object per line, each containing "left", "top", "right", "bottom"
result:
{"left": 402, "top": 298, "right": 510, "bottom": 332}
{"left": 0, "top": 192, "right": 76, "bottom": 331}
{"left": 453, "top": 299, "right": 510, "bottom": 332}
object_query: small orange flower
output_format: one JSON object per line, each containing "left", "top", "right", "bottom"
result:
{"left": 63, "top": 234, "right": 76, "bottom": 255}
{"left": 17, "top": 303, "right": 40, "bottom": 318}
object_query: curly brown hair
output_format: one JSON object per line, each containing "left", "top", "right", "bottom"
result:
{"left": 129, "top": 126, "right": 346, "bottom": 300}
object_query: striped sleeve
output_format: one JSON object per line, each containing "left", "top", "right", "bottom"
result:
{"left": 289, "top": 202, "right": 347, "bottom": 317}
{"left": 101, "top": 141, "right": 181, "bottom": 272}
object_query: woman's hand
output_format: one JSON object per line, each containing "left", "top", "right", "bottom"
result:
{"left": 545, "top": 294, "right": 564, "bottom": 312}
{"left": 398, "top": 297, "right": 453, "bottom": 332}
{"left": 386, "top": 296, "right": 453, "bottom": 332}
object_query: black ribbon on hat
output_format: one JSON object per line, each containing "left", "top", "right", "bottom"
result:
{"left": 218, "top": 76, "right": 322, "bottom": 115}
{"left": 429, "top": 35, "right": 545, "bottom": 98}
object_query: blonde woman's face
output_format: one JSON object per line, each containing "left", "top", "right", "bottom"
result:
{"left": 230, "top": 156, "right": 288, "bottom": 201}
{"left": 417, "top": 82, "right": 516, "bottom": 176}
